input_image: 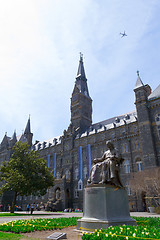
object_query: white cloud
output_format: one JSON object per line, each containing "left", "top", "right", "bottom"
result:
{"left": 0, "top": 0, "right": 159, "bottom": 142}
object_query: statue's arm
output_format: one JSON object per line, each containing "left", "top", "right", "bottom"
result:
{"left": 94, "top": 153, "right": 105, "bottom": 163}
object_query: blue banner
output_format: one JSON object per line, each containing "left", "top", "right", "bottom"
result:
{"left": 86, "top": 144, "right": 91, "bottom": 179}
{"left": 78, "top": 146, "right": 83, "bottom": 181}
{"left": 47, "top": 154, "right": 50, "bottom": 168}
{"left": 53, "top": 153, "right": 56, "bottom": 177}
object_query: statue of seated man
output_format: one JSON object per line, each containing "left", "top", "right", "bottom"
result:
{"left": 88, "top": 141, "right": 124, "bottom": 187}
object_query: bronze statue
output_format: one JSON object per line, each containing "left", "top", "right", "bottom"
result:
{"left": 88, "top": 141, "right": 124, "bottom": 187}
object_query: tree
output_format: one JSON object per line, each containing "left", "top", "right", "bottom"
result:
{"left": 0, "top": 142, "right": 54, "bottom": 213}
{"left": 130, "top": 167, "right": 160, "bottom": 210}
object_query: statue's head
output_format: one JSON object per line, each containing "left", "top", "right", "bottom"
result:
{"left": 106, "top": 140, "right": 114, "bottom": 149}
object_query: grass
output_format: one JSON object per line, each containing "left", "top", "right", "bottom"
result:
{"left": 0, "top": 212, "right": 57, "bottom": 217}
{"left": 0, "top": 231, "right": 23, "bottom": 240}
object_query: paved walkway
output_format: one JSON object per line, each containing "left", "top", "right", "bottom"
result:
{"left": 0, "top": 211, "right": 159, "bottom": 224}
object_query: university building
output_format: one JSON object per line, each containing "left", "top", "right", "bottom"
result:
{"left": 0, "top": 55, "right": 160, "bottom": 211}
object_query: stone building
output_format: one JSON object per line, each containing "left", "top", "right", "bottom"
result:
{"left": 0, "top": 55, "right": 160, "bottom": 211}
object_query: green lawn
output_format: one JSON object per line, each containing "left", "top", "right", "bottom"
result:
{"left": 0, "top": 212, "right": 55, "bottom": 217}
{"left": 0, "top": 232, "right": 23, "bottom": 240}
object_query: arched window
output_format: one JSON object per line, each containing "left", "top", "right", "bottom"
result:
{"left": 136, "top": 157, "right": 143, "bottom": 172}
{"left": 83, "top": 166, "right": 87, "bottom": 179}
{"left": 78, "top": 179, "right": 83, "bottom": 190}
{"left": 134, "top": 142, "right": 141, "bottom": 151}
{"left": 65, "top": 170, "right": 70, "bottom": 180}
{"left": 74, "top": 168, "right": 79, "bottom": 180}
{"left": 123, "top": 160, "right": 130, "bottom": 173}
{"left": 56, "top": 172, "right": 60, "bottom": 179}
{"left": 122, "top": 143, "right": 128, "bottom": 153}
{"left": 155, "top": 113, "right": 160, "bottom": 140}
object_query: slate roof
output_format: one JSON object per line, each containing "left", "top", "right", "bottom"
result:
{"left": 76, "top": 110, "right": 137, "bottom": 139}
{"left": 148, "top": 84, "right": 160, "bottom": 100}
{"left": 134, "top": 71, "right": 144, "bottom": 90}
{"left": 33, "top": 136, "right": 62, "bottom": 151}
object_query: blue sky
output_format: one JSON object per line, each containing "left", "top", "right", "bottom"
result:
{"left": 0, "top": 0, "right": 160, "bottom": 143}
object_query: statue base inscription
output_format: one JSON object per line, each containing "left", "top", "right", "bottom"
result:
{"left": 77, "top": 184, "right": 136, "bottom": 231}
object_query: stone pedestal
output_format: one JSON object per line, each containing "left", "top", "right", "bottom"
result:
{"left": 77, "top": 184, "right": 136, "bottom": 231}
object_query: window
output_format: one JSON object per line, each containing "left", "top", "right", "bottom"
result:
{"left": 126, "top": 185, "right": 131, "bottom": 195}
{"left": 78, "top": 179, "right": 83, "bottom": 190}
{"left": 136, "top": 161, "right": 143, "bottom": 172}
{"left": 75, "top": 168, "right": 79, "bottom": 180}
{"left": 56, "top": 172, "right": 60, "bottom": 179}
{"left": 155, "top": 113, "right": 160, "bottom": 139}
{"left": 122, "top": 143, "right": 128, "bottom": 153}
{"left": 123, "top": 160, "right": 130, "bottom": 173}
{"left": 65, "top": 170, "right": 70, "bottom": 180}
{"left": 134, "top": 142, "right": 140, "bottom": 151}
{"left": 158, "top": 126, "right": 160, "bottom": 139}
{"left": 74, "top": 189, "right": 79, "bottom": 198}
{"left": 83, "top": 166, "right": 87, "bottom": 179}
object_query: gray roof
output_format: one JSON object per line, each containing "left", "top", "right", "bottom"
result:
{"left": 33, "top": 135, "right": 62, "bottom": 151}
{"left": 76, "top": 111, "right": 137, "bottom": 139}
{"left": 148, "top": 84, "right": 160, "bottom": 100}
{"left": 134, "top": 72, "right": 144, "bottom": 90}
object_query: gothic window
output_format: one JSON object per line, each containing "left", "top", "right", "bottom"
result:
{"left": 65, "top": 170, "right": 70, "bottom": 180}
{"left": 83, "top": 166, "right": 87, "bottom": 179}
{"left": 56, "top": 172, "right": 60, "bottom": 179}
{"left": 122, "top": 143, "right": 128, "bottom": 153}
{"left": 125, "top": 185, "right": 131, "bottom": 196}
{"left": 134, "top": 127, "right": 137, "bottom": 133}
{"left": 74, "top": 168, "right": 79, "bottom": 180}
{"left": 78, "top": 179, "right": 83, "bottom": 190}
{"left": 155, "top": 113, "right": 160, "bottom": 139}
{"left": 122, "top": 129, "right": 126, "bottom": 137}
{"left": 123, "top": 160, "right": 130, "bottom": 173}
{"left": 134, "top": 142, "right": 140, "bottom": 151}
{"left": 136, "top": 158, "right": 143, "bottom": 172}
{"left": 111, "top": 133, "right": 115, "bottom": 139}
{"left": 74, "top": 189, "right": 79, "bottom": 198}
{"left": 158, "top": 126, "right": 160, "bottom": 140}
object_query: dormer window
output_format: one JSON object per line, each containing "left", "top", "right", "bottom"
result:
{"left": 115, "top": 117, "right": 120, "bottom": 123}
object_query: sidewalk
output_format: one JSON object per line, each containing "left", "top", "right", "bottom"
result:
{"left": 0, "top": 211, "right": 159, "bottom": 224}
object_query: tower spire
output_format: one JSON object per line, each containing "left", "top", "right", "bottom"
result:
{"left": 134, "top": 70, "right": 144, "bottom": 90}
{"left": 70, "top": 54, "right": 92, "bottom": 132}
{"left": 76, "top": 52, "right": 86, "bottom": 80}
{"left": 24, "top": 115, "right": 31, "bottom": 134}
{"left": 75, "top": 53, "right": 90, "bottom": 97}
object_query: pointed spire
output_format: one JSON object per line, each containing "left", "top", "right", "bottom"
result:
{"left": 76, "top": 52, "right": 86, "bottom": 80}
{"left": 11, "top": 130, "right": 17, "bottom": 141}
{"left": 24, "top": 115, "right": 31, "bottom": 134}
{"left": 134, "top": 70, "right": 144, "bottom": 90}
{"left": 74, "top": 53, "right": 90, "bottom": 97}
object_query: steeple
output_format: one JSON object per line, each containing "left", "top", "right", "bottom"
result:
{"left": 77, "top": 53, "right": 86, "bottom": 79}
{"left": 74, "top": 53, "right": 90, "bottom": 98}
{"left": 134, "top": 71, "right": 144, "bottom": 90}
{"left": 10, "top": 130, "right": 17, "bottom": 147}
{"left": 70, "top": 54, "right": 92, "bottom": 132}
{"left": 24, "top": 115, "right": 31, "bottom": 134}
{"left": 24, "top": 116, "right": 33, "bottom": 146}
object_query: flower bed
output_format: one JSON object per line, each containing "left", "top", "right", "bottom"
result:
{"left": 82, "top": 217, "right": 160, "bottom": 240}
{"left": 0, "top": 217, "right": 80, "bottom": 233}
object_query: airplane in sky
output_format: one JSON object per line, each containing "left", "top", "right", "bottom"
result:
{"left": 120, "top": 31, "right": 127, "bottom": 37}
